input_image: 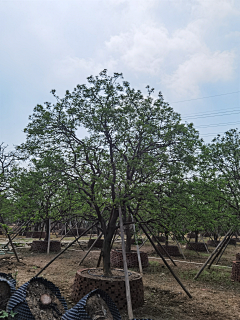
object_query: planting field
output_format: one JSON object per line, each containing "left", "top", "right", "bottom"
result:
{"left": 1, "top": 237, "right": 240, "bottom": 319}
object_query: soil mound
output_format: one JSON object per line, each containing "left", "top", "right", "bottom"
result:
{"left": 0, "top": 281, "right": 11, "bottom": 310}
{"left": 26, "top": 281, "right": 65, "bottom": 320}
{"left": 85, "top": 293, "right": 113, "bottom": 320}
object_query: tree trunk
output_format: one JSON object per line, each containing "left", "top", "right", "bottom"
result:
{"left": 44, "top": 219, "right": 50, "bottom": 242}
{"left": 195, "top": 231, "right": 199, "bottom": 243}
{"left": 165, "top": 231, "right": 169, "bottom": 246}
{"left": 101, "top": 208, "right": 119, "bottom": 276}
{"left": 102, "top": 235, "right": 113, "bottom": 276}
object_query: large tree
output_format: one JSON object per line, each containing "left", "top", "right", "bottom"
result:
{"left": 19, "top": 70, "right": 200, "bottom": 275}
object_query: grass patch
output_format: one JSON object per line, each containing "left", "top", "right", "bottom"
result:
{"left": 180, "top": 268, "right": 233, "bottom": 284}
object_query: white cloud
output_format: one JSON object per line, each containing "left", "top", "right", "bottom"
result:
{"left": 163, "top": 50, "right": 235, "bottom": 98}
{"left": 105, "top": 22, "right": 206, "bottom": 74}
{"left": 193, "top": 0, "right": 238, "bottom": 20}
{"left": 106, "top": 24, "right": 169, "bottom": 74}
{"left": 225, "top": 31, "right": 240, "bottom": 39}
{"left": 54, "top": 56, "right": 118, "bottom": 81}
{"left": 104, "top": 0, "right": 238, "bottom": 98}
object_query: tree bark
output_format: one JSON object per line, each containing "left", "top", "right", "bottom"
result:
{"left": 102, "top": 235, "right": 112, "bottom": 276}
{"left": 165, "top": 231, "right": 169, "bottom": 246}
{"left": 44, "top": 218, "right": 50, "bottom": 242}
{"left": 195, "top": 231, "right": 199, "bottom": 243}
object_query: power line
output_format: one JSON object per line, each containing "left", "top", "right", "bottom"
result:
{"left": 181, "top": 107, "right": 240, "bottom": 117}
{"left": 170, "top": 90, "right": 240, "bottom": 104}
{"left": 183, "top": 110, "right": 240, "bottom": 120}
{"left": 195, "top": 121, "right": 240, "bottom": 128}
{"left": 201, "top": 132, "right": 226, "bottom": 137}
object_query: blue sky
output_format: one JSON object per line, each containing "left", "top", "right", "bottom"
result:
{"left": 1, "top": 0, "right": 239, "bottom": 149}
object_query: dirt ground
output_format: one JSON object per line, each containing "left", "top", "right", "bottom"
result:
{"left": 1, "top": 236, "right": 240, "bottom": 320}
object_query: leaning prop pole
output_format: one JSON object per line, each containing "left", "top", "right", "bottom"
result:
{"left": 66, "top": 221, "right": 85, "bottom": 252}
{"left": 194, "top": 229, "right": 232, "bottom": 280}
{"left": 35, "top": 222, "right": 98, "bottom": 277}
{"left": 200, "top": 233, "right": 209, "bottom": 254}
{"left": 131, "top": 214, "right": 143, "bottom": 274}
{"left": 215, "top": 233, "right": 234, "bottom": 265}
{"left": 118, "top": 203, "right": 134, "bottom": 319}
{"left": 79, "top": 232, "right": 103, "bottom": 266}
{"left": 135, "top": 216, "right": 192, "bottom": 298}
{"left": 208, "top": 232, "right": 233, "bottom": 269}
{"left": 4, "top": 219, "right": 31, "bottom": 248}
{"left": 0, "top": 215, "right": 20, "bottom": 262}
{"left": 144, "top": 220, "right": 177, "bottom": 266}
{"left": 47, "top": 219, "right": 51, "bottom": 255}
{"left": 60, "top": 220, "right": 78, "bottom": 241}
{"left": 172, "top": 235, "right": 186, "bottom": 260}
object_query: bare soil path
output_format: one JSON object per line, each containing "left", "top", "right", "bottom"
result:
{"left": 1, "top": 237, "right": 240, "bottom": 319}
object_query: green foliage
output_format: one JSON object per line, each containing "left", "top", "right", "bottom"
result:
{"left": 199, "top": 129, "right": 240, "bottom": 231}
{"left": 16, "top": 70, "right": 201, "bottom": 274}
{"left": 0, "top": 310, "right": 17, "bottom": 318}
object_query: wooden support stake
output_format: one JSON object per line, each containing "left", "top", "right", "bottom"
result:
{"left": 135, "top": 217, "right": 192, "bottom": 298}
{"left": 184, "top": 235, "right": 200, "bottom": 256}
{"left": 60, "top": 220, "right": 77, "bottom": 241}
{"left": 66, "top": 221, "right": 85, "bottom": 251}
{"left": 118, "top": 204, "right": 133, "bottom": 319}
{"left": 194, "top": 229, "right": 232, "bottom": 280}
{"left": 172, "top": 235, "right": 186, "bottom": 260}
{"left": 139, "top": 237, "right": 148, "bottom": 249}
{"left": 215, "top": 233, "right": 233, "bottom": 265}
{"left": 208, "top": 233, "right": 232, "bottom": 269}
{"left": 138, "top": 217, "right": 177, "bottom": 266}
{"left": 131, "top": 214, "right": 143, "bottom": 274}
{"left": 4, "top": 219, "right": 31, "bottom": 248}
{"left": 47, "top": 219, "right": 51, "bottom": 255}
{"left": 79, "top": 232, "right": 103, "bottom": 266}
{"left": 0, "top": 215, "right": 20, "bottom": 262}
{"left": 200, "top": 233, "right": 209, "bottom": 254}
{"left": 35, "top": 223, "right": 98, "bottom": 277}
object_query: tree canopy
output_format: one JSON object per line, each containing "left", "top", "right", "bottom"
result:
{"left": 17, "top": 70, "right": 202, "bottom": 274}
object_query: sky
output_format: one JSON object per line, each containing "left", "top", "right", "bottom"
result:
{"left": 0, "top": 0, "right": 239, "bottom": 149}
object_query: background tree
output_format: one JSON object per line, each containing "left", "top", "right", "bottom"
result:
{"left": 199, "top": 129, "right": 240, "bottom": 233}
{"left": 0, "top": 143, "right": 19, "bottom": 226}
